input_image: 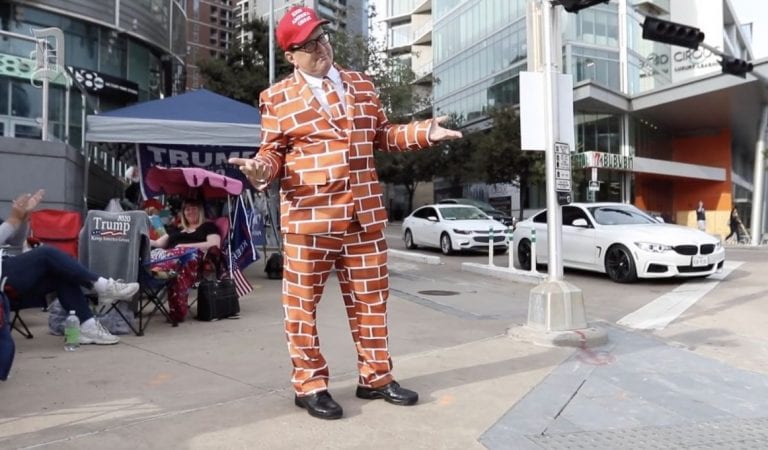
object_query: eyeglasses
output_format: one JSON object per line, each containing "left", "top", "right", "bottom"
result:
{"left": 291, "top": 31, "right": 330, "bottom": 53}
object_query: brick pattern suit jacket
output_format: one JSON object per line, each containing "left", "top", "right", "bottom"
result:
{"left": 254, "top": 66, "right": 434, "bottom": 235}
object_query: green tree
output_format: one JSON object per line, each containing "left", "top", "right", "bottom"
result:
{"left": 471, "top": 106, "right": 545, "bottom": 219}
{"left": 198, "top": 19, "right": 292, "bottom": 105}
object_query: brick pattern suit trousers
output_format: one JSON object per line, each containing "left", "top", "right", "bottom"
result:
{"left": 283, "top": 220, "right": 392, "bottom": 396}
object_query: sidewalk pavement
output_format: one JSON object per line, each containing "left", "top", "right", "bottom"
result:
{"left": 3, "top": 249, "right": 768, "bottom": 449}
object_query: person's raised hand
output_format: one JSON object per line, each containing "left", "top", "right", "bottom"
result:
{"left": 9, "top": 189, "right": 45, "bottom": 224}
{"left": 429, "top": 116, "right": 463, "bottom": 142}
{"left": 228, "top": 157, "right": 272, "bottom": 190}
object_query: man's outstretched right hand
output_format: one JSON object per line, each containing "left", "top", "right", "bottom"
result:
{"left": 228, "top": 158, "right": 272, "bottom": 190}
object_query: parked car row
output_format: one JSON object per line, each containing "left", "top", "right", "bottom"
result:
{"left": 400, "top": 202, "right": 726, "bottom": 284}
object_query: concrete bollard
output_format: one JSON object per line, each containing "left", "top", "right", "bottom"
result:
{"left": 488, "top": 226, "right": 495, "bottom": 266}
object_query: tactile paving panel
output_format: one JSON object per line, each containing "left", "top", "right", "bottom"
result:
{"left": 527, "top": 417, "right": 768, "bottom": 449}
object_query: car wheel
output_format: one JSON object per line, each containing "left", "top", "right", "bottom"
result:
{"left": 404, "top": 229, "right": 417, "bottom": 249}
{"left": 440, "top": 233, "right": 453, "bottom": 255}
{"left": 604, "top": 244, "right": 637, "bottom": 283}
{"left": 517, "top": 239, "right": 532, "bottom": 270}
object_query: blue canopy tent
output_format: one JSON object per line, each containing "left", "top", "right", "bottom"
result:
{"left": 84, "top": 89, "right": 271, "bottom": 276}
{"left": 85, "top": 88, "right": 261, "bottom": 146}
{"left": 85, "top": 89, "right": 261, "bottom": 191}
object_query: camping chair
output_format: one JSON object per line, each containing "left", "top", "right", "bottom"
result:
{"left": 138, "top": 247, "right": 198, "bottom": 333}
{"left": 29, "top": 209, "right": 81, "bottom": 258}
{"left": 8, "top": 209, "right": 81, "bottom": 338}
{"left": 79, "top": 210, "right": 157, "bottom": 336}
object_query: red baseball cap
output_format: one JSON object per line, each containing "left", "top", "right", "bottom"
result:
{"left": 276, "top": 6, "right": 329, "bottom": 51}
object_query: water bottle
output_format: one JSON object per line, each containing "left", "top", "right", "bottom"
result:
{"left": 64, "top": 311, "right": 80, "bottom": 351}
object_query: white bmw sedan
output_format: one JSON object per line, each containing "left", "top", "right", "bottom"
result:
{"left": 402, "top": 204, "right": 510, "bottom": 255}
{"left": 512, "top": 202, "right": 725, "bottom": 283}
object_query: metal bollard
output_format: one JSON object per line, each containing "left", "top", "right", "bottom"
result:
{"left": 507, "top": 226, "right": 514, "bottom": 271}
{"left": 488, "top": 226, "right": 495, "bottom": 266}
{"left": 530, "top": 228, "right": 537, "bottom": 273}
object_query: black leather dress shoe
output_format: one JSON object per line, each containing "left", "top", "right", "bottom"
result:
{"left": 294, "top": 391, "right": 343, "bottom": 420}
{"left": 356, "top": 381, "right": 418, "bottom": 406}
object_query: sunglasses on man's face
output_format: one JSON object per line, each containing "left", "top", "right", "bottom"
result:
{"left": 291, "top": 31, "right": 330, "bottom": 53}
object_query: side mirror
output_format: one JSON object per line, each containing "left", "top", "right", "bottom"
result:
{"left": 572, "top": 218, "right": 589, "bottom": 227}
{"left": 427, "top": 216, "right": 438, "bottom": 222}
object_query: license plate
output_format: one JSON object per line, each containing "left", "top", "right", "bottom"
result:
{"left": 692, "top": 255, "right": 708, "bottom": 267}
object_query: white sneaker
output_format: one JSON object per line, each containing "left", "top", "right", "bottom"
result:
{"left": 80, "top": 320, "right": 120, "bottom": 345}
{"left": 96, "top": 278, "right": 139, "bottom": 304}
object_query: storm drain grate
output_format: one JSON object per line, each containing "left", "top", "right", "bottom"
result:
{"left": 417, "top": 290, "right": 460, "bottom": 296}
{"left": 527, "top": 417, "right": 768, "bottom": 449}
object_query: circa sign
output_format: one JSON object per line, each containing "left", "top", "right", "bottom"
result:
{"left": 639, "top": 46, "right": 720, "bottom": 80}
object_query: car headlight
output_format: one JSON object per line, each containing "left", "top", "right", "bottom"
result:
{"left": 635, "top": 242, "right": 673, "bottom": 253}
{"left": 714, "top": 241, "right": 722, "bottom": 250}
{"left": 452, "top": 229, "right": 470, "bottom": 235}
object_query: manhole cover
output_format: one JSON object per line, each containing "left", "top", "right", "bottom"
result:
{"left": 417, "top": 290, "right": 459, "bottom": 296}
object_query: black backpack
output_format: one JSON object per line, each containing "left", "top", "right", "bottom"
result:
{"left": 265, "top": 253, "right": 283, "bottom": 279}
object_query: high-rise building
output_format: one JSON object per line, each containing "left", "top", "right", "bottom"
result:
{"left": 235, "top": 0, "right": 368, "bottom": 42}
{"left": 382, "top": 0, "right": 766, "bottom": 242}
{"left": 0, "top": 1, "right": 187, "bottom": 213}
{"left": 379, "top": 0, "right": 432, "bottom": 118}
{"left": 186, "top": 0, "right": 236, "bottom": 90}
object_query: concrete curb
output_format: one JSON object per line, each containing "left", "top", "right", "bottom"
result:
{"left": 388, "top": 249, "right": 442, "bottom": 265}
{"left": 461, "top": 262, "right": 547, "bottom": 284}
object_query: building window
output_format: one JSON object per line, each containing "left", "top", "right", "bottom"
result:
{"left": 389, "top": 23, "right": 411, "bottom": 48}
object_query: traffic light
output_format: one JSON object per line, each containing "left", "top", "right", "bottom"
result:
{"left": 642, "top": 16, "right": 705, "bottom": 50}
{"left": 720, "top": 56, "right": 753, "bottom": 78}
{"left": 558, "top": 0, "right": 609, "bottom": 13}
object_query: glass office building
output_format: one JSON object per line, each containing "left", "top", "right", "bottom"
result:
{"left": 0, "top": 1, "right": 186, "bottom": 146}
{"left": 430, "top": 0, "right": 765, "bottom": 240}
{"left": 0, "top": 1, "right": 187, "bottom": 214}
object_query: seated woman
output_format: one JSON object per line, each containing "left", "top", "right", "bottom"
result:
{"left": 1, "top": 190, "right": 137, "bottom": 345}
{"left": 150, "top": 198, "right": 221, "bottom": 323}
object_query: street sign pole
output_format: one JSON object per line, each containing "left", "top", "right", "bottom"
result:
{"left": 541, "top": 0, "right": 563, "bottom": 281}
{"left": 509, "top": 1, "right": 606, "bottom": 348}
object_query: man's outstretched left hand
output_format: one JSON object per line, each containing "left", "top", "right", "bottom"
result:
{"left": 429, "top": 116, "right": 463, "bottom": 142}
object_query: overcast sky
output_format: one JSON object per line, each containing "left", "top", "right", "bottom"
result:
{"left": 727, "top": 0, "right": 767, "bottom": 59}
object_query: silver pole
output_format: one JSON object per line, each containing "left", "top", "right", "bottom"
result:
{"left": 541, "top": 0, "right": 563, "bottom": 280}
{"left": 64, "top": 79, "right": 70, "bottom": 144}
{"left": 269, "top": 0, "right": 275, "bottom": 85}
{"left": 42, "top": 75, "right": 49, "bottom": 141}
{"left": 750, "top": 105, "right": 767, "bottom": 245}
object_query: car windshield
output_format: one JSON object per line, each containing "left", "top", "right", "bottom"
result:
{"left": 444, "top": 198, "right": 497, "bottom": 213}
{"left": 588, "top": 205, "right": 658, "bottom": 225}
{"left": 439, "top": 206, "right": 489, "bottom": 220}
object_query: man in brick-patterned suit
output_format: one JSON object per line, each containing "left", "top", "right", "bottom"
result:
{"left": 230, "top": 6, "right": 461, "bottom": 420}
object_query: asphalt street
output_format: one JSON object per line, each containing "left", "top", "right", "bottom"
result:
{"left": 2, "top": 225, "right": 767, "bottom": 449}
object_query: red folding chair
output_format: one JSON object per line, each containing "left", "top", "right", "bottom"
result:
{"left": 28, "top": 209, "right": 82, "bottom": 259}
{"left": 7, "top": 210, "right": 82, "bottom": 338}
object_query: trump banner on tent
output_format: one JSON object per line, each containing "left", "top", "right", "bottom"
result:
{"left": 137, "top": 143, "right": 256, "bottom": 198}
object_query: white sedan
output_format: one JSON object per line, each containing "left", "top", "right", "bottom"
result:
{"left": 512, "top": 202, "right": 725, "bottom": 283}
{"left": 402, "top": 204, "right": 510, "bottom": 255}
